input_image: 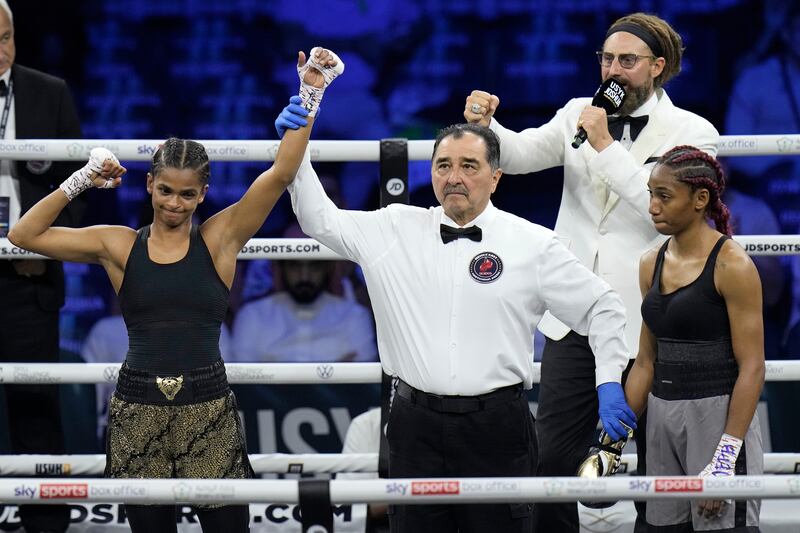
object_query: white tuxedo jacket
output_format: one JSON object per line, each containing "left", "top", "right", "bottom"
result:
{"left": 490, "top": 89, "right": 719, "bottom": 354}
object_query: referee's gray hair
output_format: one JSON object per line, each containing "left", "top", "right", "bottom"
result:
{"left": 0, "top": 0, "right": 12, "bottom": 26}
{"left": 432, "top": 123, "right": 501, "bottom": 172}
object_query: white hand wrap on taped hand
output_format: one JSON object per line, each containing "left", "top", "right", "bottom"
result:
{"left": 59, "top": 147, "right": 119, "bottom": 201}
{"left": 297, "top": 47, "right": 345, "bottom": 117}
{"left": 700, "top": 433, "right": 742, "bottom": 477}
{"left": 699, "top": 433, "right": 743, "bottom": 507}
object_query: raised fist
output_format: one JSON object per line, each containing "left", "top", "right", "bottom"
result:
{"left": 464, "top": 90, "right": 500, "bottom": 127}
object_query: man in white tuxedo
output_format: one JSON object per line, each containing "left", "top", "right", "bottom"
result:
{"left": 465, "top": 12, "right": 719, "bottom": 533}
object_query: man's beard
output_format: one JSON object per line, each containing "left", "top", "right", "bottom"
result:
{"left": 616, "top": 79, "right": 652, "bottom": 117}
{"left": 286, "top": 281, "right": 326, "bottom": 305}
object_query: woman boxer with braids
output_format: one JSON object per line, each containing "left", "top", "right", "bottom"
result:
{"left": 8, "top": 48, "right": 343, "bottom": 533}
{"left": 625, "top": 145, "right": 764, "bottom": 532}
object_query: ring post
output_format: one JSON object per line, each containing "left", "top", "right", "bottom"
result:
{"left": 299, "top": 478, "right": 334, "bottom": 533}
{"left": 379, "top": 138, "right": 409, "bottom": 206}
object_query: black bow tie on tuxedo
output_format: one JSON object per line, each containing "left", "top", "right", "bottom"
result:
{"left": 0, "top": 80, "right": 7, "bottom": 97}
{"left": 440, "top": 224, "right": 482, "bottom": 244}
{"left": 607, "top": 114, "right": 649, "bottom": 142}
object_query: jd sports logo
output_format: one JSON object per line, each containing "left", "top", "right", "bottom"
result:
{"left": 385, "top": 178, "right": 405, "bottom": 196}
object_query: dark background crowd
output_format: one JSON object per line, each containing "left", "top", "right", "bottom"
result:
{"left": 1, "top": 0, "right": 799, "bottom": 454}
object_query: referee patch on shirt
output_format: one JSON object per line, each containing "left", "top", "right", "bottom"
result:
{"left": 469, "top": 252, "right": 503, "bottom": 283}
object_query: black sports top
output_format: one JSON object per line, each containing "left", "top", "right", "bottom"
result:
{"left": 641, "top": 236, "right": 736, "bottom": 400}
{"left": 641, "top": 236, "right": 731, "bottom": 342}
{"left": 119, "top": 225, "right": 229, "bottom": 373}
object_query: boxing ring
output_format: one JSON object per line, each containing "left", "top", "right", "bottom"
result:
{"left": 1, "top": 135, "right": 800, "bottom": 532}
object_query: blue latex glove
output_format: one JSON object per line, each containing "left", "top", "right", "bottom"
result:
{"left": 275, "top": 95, "right": 309, "bottom": 139}
{"left": 597, "top": 382, "right": 637, "bottom": 441}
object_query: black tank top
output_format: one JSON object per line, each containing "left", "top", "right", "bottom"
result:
{"left": 641, "top": 236, "right": 739, "bottom": 399}
{"left": 119, "top": 225, "right": 229, "bottom": 373}
{"left": 641, "top": 236, "right": 731, "bottom": 342}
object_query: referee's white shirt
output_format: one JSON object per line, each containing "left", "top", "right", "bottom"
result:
{"left": 289, "top": 154, "right": 629, "bottom": 396}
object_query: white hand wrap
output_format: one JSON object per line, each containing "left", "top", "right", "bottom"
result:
{"left": 59, "top": 147, "right": 119, "bottom": 201}
{"left": 297, "top": 47, "right": 345, "bottom": 117}
{"left": 700, "top": 433, "right": 743, "bottom": 478}
{"left": 699, "top": 433, "right": 743, "bottom": 509}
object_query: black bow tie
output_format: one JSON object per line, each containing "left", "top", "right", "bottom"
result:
{"left": 440, "top": 224, "right": 482, "bottom": 244}
{"left": 0, "top": 80, "right": 7, "bottom": 97}
{"left": 607, "top": 114, "right": 649, "bottom": 143}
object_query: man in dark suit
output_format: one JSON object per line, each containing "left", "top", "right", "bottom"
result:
{"left": 0, "top": 1, "right": 83, "bottom": 531}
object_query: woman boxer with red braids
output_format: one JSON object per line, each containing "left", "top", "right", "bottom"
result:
{"left": 8, "top": 48, "right": 343, "bottom": 533}
{"left": 625, "top": 145, "right": 764, "bottom": 532}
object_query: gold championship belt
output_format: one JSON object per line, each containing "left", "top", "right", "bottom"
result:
{"left": 576, "top": 422, "right": 634, "bottom": 509}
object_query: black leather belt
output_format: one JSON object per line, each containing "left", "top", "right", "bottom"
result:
{"left": 395, "top": 380, "right": 523, "bottom": 414}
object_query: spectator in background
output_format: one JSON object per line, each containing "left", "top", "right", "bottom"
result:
{"left": 773, "top": 235, "right": 800, "bottom": 454}
{"left": 339, "top": 407, "right": 388, "bottom": 533}
{"left": 723, "top": 170, "right": 787, "bottom": 351}
{"left": 791, "top": 250, "right": 800, "bottom": 343}
{"left": 725, "top": 0, "right": 800, "bottom": 214}
{"left": 237, "top": 172, "right": 371, "bottom": 310}
{"left": 0, "top": 1, "right": 83, "bottom": 530}
{"left": 231, "top": 222, "right": 377, "bottom": 363}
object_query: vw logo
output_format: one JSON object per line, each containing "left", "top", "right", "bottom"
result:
{"left": 316, "top": 364, "right": 334, "bottom": 379}
{"left": 103, "top": 366, "right": 119, "bottom": 382}
{"left": 580, "top": 508, "right": 625, "bottom": 532}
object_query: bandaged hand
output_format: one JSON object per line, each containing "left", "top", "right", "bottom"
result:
{"left": 698, "top": 433, "right": 743, "bottom": 519}
{"left": 597, "top": 382, "right": 637, "bottom": 441}
{"left": 297, "top": 47, "right": 344, "bottom": 117}
{"left": 59, "top": 147, "right": 125, "bottom": 201}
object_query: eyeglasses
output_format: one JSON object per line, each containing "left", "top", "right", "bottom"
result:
{"left": 596, "top": 51, "right": 656, "bottom": 69}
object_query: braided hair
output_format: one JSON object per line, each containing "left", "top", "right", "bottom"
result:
{"left": 656, "top": 145, "right": 732, "bottom": 236}
{"left": 151, "top": 138, "right": 210, "bottom": 185}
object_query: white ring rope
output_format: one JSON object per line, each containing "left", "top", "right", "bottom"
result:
{"left": 618, "top": 453, "right": 800, "bottom": 475}
{"left": 1, "top": 360, "right": 800, "bottom": 385}
{"left": 2, "top": 234, "right": 800, "bottom": 261}
{"left": 0, "top": 135, "right": 798, "bottom": 161}
{"left": 0, "top": 237, "right": 343, "bottom": 260}
{"left": 0, "top": 362, "right": 386, "bottom": 384}
{"left": 0, "top": 475, "right": 798, "bottom": 505}
{"left": 0, "top": 453, "right": 378, "bottom": 476}
{"left": 1, "top": 453, "right": 797, "bottom": 477}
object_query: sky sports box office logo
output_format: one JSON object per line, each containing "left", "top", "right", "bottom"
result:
{"left": 411, "top": 481, "right": 460, "bottom": 496}
{"left": 14, "top": 483, "right": 88, "bottom": 500}
{"left": 655, "top": 478, "right": 703, "bottom": 493}
{"left": 40, "top": 483, "right": 88, "bottom": 499}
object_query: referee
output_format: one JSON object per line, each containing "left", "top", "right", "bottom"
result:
{"left": 278, "top": 108, "right": 636, "bottom": 532}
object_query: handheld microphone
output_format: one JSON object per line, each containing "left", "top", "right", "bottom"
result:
{"left": 571, "top": 79, "right": 627, "bottom": 149}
